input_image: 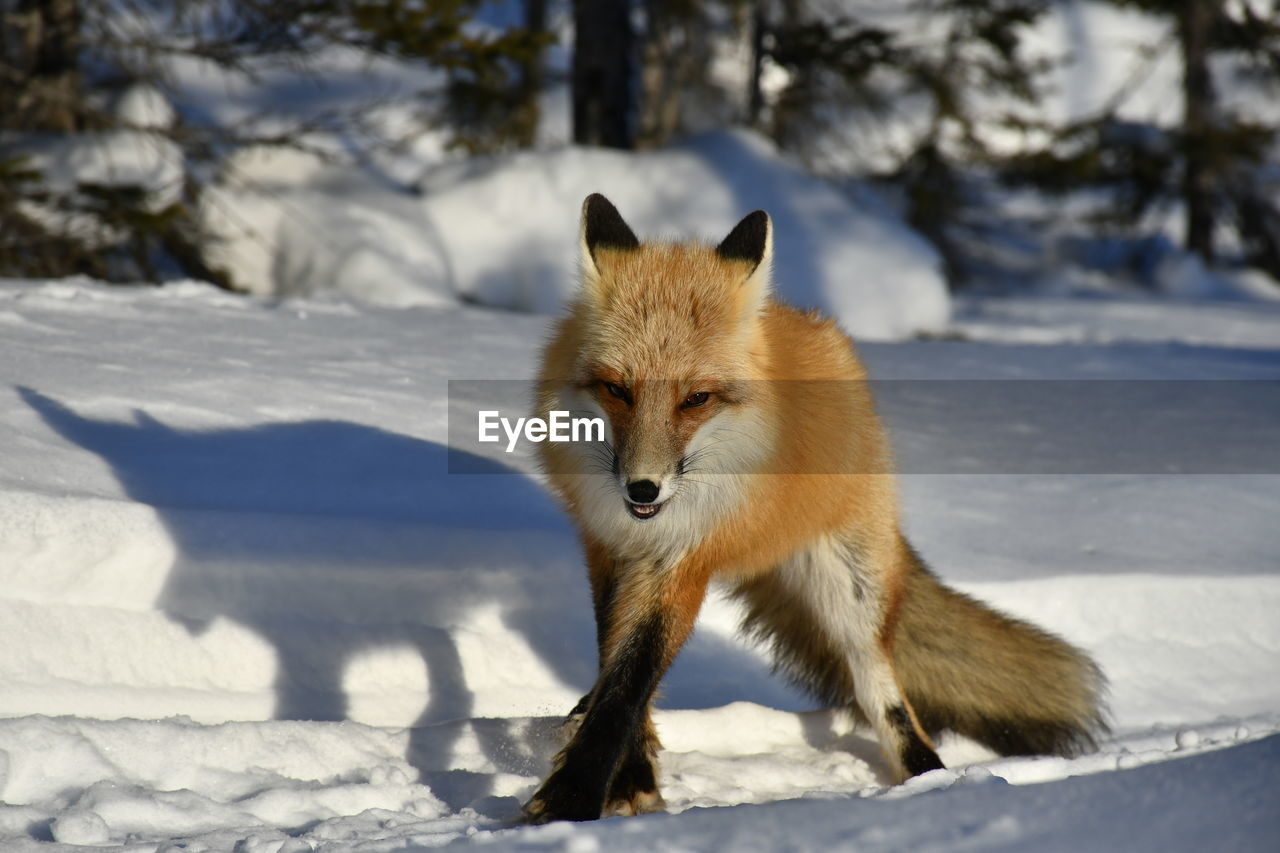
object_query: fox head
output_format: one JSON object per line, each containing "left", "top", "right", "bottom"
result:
{"left": 539, "top": 194, "right": 779, "bottom": 551}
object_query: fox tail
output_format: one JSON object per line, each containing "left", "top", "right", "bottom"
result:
{"left": 892, "top": 542, "right": 1109, "bottom": 757}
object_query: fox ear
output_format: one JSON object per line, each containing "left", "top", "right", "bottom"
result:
{"left": 579, "top": 194, "right": 639, "bottom": 301}
{"left": 717, "top": 210, "right": 773, "bottom": 312}
{"left": 717, "top": 210, "right": 771, "bottom": 270}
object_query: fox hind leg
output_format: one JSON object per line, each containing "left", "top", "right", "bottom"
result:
{"left": 734, "top": 536, "right": 943, "bottom": 783}
{"left": 849, "top": 645, "right": 944, "bottom": 781}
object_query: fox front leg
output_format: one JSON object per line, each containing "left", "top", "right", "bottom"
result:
{"left": 590, "top": 542, "right": 666, "bottom": 816}
{"left": 556, "top": 538, "right": 615, "bottom": 743}
{"left": 524, "top": 562, "right": 709, "bottom": 823}
{"left": 562, "top": 540, "right": 664, "bottom": 816}
{"left": 523, "top": 613, "right": 666, "bottom": 822}
{"left": 559, "top": 694, "right": 663, "bottom": 816}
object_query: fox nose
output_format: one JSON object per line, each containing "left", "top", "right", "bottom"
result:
{"left": 626, "top": 479, "right": 660, "bottom": 504}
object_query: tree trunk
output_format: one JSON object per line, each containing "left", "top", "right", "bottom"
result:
{"left": 1178, "top": 0, "right": 1219, "bottom": 262}
{"left": 767, "top": 0, "right": 812, "bottom": 154}
{"left": 1, "top": 0, "right": 86, "bottom": 132}
{"left": 747, "top": 0, "right": 767, "bottom": 127}
{"left": 637, "top": 0, "right": 697, "bottom": 148}
{"left": 515, "top": 0, "right": 547, "bottom": 148}
{"left": 572, "top": 0, "right": 634, "bottom": 148}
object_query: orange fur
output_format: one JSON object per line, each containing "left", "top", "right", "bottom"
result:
{"left": 523, "top": 196, "right": 1107, "bottom": 823}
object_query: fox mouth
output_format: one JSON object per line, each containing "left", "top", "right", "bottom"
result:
{"left": 626, "top": 501, "right": 664, "bottom": 520}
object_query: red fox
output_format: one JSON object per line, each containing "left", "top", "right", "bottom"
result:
{"left": 524, "top": 194, "right": 1107, "bottom": 823}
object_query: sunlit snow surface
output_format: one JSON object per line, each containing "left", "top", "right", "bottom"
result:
{"left": 1, "top": 279, "right": 1277, "bottom": 851}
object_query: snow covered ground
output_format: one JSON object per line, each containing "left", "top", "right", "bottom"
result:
{"left": 1, "top": 276, "right": 1277, "bottom": 851}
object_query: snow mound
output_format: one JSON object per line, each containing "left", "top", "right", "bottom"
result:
{"left": 201, "top": 147, "right": 456, "bottom": 311}
{"left": 205, "top": 131, "right": 949, "bottom": 340}
{"left": 9, "top": 129, "right": 184, "bottom": 216}
{"left": 0, "top": 710, "right": 1276, "bottom": 851}
{"left": 421, "top": 129, "right": 949, "bottom": 339}
{"left": 114, "top": 83, "right": 176, "bottom": 131}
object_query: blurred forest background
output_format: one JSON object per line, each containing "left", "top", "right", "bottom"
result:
{"left": 2, "top": 0, "right": 1278, "bottom": 293}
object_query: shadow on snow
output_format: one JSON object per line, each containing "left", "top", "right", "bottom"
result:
{"left": 18, "top": 387, "right": 809, "bottom": 811}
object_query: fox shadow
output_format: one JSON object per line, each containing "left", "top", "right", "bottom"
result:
{"left": 20, "top": 387, "right": 811, "bottom": 808}
{"left": 19, "top": 387, "right": 597, "bottom": 802}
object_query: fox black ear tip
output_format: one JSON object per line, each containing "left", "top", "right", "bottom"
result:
{"left": 716, "top": 209, "right": 772, "bottom": 266}
{"left": 745, "top": 210, "right": 771, "bottom": 235}
{"left": 581, "top": 193, "right": 640, "bottom": 254}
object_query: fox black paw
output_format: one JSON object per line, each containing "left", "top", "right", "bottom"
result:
{"left": 523, "top": 768, "right": 606, "bottom": 824}
{"left": 603, "top": 752, "right": 664, "bottom": 817}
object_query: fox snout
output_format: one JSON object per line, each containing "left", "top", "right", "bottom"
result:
{"left": 624, "top": 479, "right": 662, "bottom": 519}
{"left": 616, "top": 440, "right": 680, "bottom": 520}
{"left": 626, "top": 479, "right": 660, "bottom": 504}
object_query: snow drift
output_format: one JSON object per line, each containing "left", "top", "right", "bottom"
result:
{"left": 203, "top": 130, "right": 950, "bottom": 340}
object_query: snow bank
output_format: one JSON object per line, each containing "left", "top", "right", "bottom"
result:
{"left": 0, "top": 708, "right": 1275, "bottom": 851}
{"left": 950, "top": 293, "right": 1280, "bottom": 348}
{"left": 417, "top": 129, "right": 948, "bottom": 339}
{"left": 205, "top": 130, "right": 949, "bottom": 340}
{"left": 201, "top": 147, "right": 457, "bottom": 311}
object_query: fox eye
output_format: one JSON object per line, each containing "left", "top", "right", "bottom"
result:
{"left": 603, "top": 382, "right": 630, "bottom": 403}
{"left": 682, "top": 391, "right": 710, "bottom": 409}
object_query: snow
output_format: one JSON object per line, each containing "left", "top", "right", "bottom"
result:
{"left": 113, "top": 84, "right": 176, "bottom": 131}
{"left": 950, "top": 293, "right": 1280, "bottom": 348}
{"left": 4, "top": 1, "right": 1278, "bottom": 846}
{"left": 0, "top": 275, "right": 1277, "bottom": 851}
{"left": 8, "top": 129, "right": 185, "bottom": 229}
{"left": 204, "top": 130, "right": 950, "bottom": 341}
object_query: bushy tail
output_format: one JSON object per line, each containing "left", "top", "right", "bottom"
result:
{"left": 892, "top": 543, "right": 1109, "bottom": 757}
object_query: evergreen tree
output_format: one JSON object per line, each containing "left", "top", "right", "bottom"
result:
{"left": 349, "top": 0, "right": 551, "bottom": 153}
{"left": 757, "top": 0, "right": 1050, "bottom": 285}
{"left": 636, "top": 0, "right": 752, "bottom": 148}
{"left": 0, "top": 0, "right": 552, "bottom": 284}
{"left": 1005, "top": 0, "right": 1280, "bottom": 279}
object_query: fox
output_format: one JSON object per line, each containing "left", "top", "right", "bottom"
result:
{"left": 523, "top": 194, "right": 1108, "bottom": 823}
